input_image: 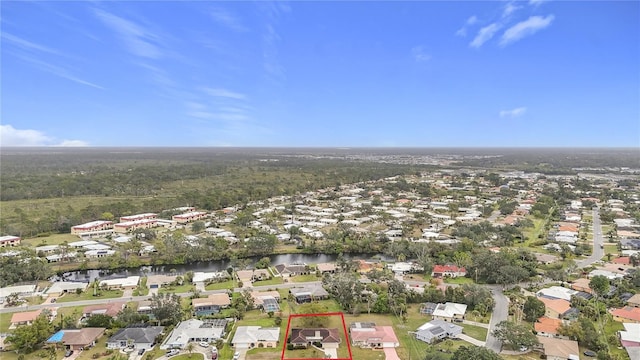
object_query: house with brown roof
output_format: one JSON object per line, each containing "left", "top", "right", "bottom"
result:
{"left": 274, "top": 263, "right": 309, "bottom": 278}
{"left": 48, "top": 328, "right": 106, "bottom": 351}
{"left": 536, "top": 336, "right": 580, "bottom": 360}
{"left": 192, "top": 293, "right": 231, "bottom": 316}
{"left": 570, "top": 278, "right": 592, "bottom": 294}
{"left": 538, "top": 297, "right": 572, "bottom": 319}
{"left": 610, "top": 306, "right": 640, "bottom": 323}
{"left": 316, "top": 263, "right": 336, "bottom": 274}
{"left": 626, "top": 293, "right": 640, "bottom": 308}
{"left": 10, "top": 308, "right": 56, "bottom": 329}
{"left": 82, "top": 302, "right": 126, "bottom": 318}
{"left": 288, "top": 328, "right": 341, "bottom": 348}
{"left": 534, "top": 317, "right": 566, "bottom": 339}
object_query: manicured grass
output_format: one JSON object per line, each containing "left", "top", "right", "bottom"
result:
{"left": 159, "top": 284, "right": 195, "bottom": 294}
{"left": 403, "top": 273, "right": 432, "bottom": 282}
{"left": 443, "top": 277, "right": 474, "bottom": 284}
{"left": 604, "top": 245, "right": 618, "bottom": 256}
{"left": 56, "top": 289, "right": 123, "bottom": 303}
{"left": 251, "top": 277, "right": 284, "bottom": 287}
{"left": 172, "top": 354, "right": 204, "bottom": 360}
{"left": 289, "top": 274, "right": 321, "bottom": 283}
{"left": 460, "top": 323, "right": 488, "bottom": 342}
{"left": 21, "top": 232, "right": 82, "bottom": 247}
{"left": 205, "top": 280, "right": 236, "bottom": 290}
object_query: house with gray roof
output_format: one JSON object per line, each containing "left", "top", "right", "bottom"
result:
{"left": 106, "top": 326, "right": 164, "bottom": 350}
{"left": 414, "top": 319, "right": 462, "bottom": 344}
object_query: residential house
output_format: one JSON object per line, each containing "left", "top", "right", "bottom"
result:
{"left": 99, "top": 276, "right": 140, "bottom": 290}
{"left": 610, "top": 307, "right": 640, "bottom": 323}
{"left": 288, "top": 328, "right": 341, "bottom": 348}
{"left": 275, "top": 263, "right": 309, "bottom": 278}
{"left": 0, "top": 235, "right": 20, "bottom": 247}
{"left": 71, "top": 221, "right": 113, "bottom": 235}
{"left": 536, "top": 286, "right": 577, "bottom": 301}
{"left": 120, "top": 213, "right": 157, "bottom": 222}
{"left": 106, "top": 326, "right": 164, "bottom": 350}
{"left": 536, "top": 336, "right": 580, "bottom": 360}
{"left": 431, "top": 302, "right": 467, "bottom": 322}
{"left": 47, "top": 328, "right": 106, "bottom": 351}
{"left": 251, "top": 291, "right": 281, "bottom": 312}
{"left": 114, "top": 219, "right": 158, "bottom": 233}
{"left": 619, "top": 323, "right": 640, "bottom": 347}
{"left": 45, "top": 281, "right": 88, "bottom": 297}
{"left": 414, "top": 319, "right": 463, "bottom": 344}
{"left": 627, "top": 293, "right": 640, "bottom": 308}
{"left": 534, "top": 253, "right": 559, "bottom": 265}
{"left": 0, "top": 284, "right": 36, "bottom": 302}
{"left": 316, "top": 263, "right": 337, "bottom": 274}
{"left": 349, "top": 323, "right": 399, "bottom": 348}
{"left": 136, "top": 300, "right": 154, "bottom": 319}
{"left": 534, "top": 317, "right": 566, "bottom": 339}
{"left": 192, "top": 294, "right": 231, "bottom": 316}
{"left": 10, "top": 309, "right": 56, "bottom": 329}
{"left": 172, "top": 211, "right": 208, "bottom": 224}
{"left": 231, "top": 326, "right": 280, "bottom": 349}
{"left": 570, "top": 278, "right": 592, "bottom": 294}
{"left": 431, "top": 265, "right": 466, "bottom": 278}
{"left": 236, "top": 269, "right": 270, "bottom": 284}
{"left": 83, "top": 302, "right": 126, "bottom": 318}
{"left": 160, "top": 319, "right": 228, "bottom": 349}
{"left": 146, "top": 275, "right": 177, "bottom": 291}
{"left": 538, "top": 297, "right": 573, "bottom": 319}
{"left": 289, "top": 285, "right": 329, "bottom": 303}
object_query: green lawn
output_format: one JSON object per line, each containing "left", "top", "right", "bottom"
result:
{"left": 251, "top": 277, "right": 284, "bottom": 287}
{"left": 289, "top": 274, "right": 321, "bottom": 283}
{"left": 205, "top": 280, "right": 236, "bottom": 290}
{"left": 172, "top": 354, "right": 204, "bottom": 360}
{"left": 56, "top": 289, "right": 123, "bottom": 303}
{"left": 443, "top": 277, "right": 474, "bottom": 285}
{"left": 21, "top": 233, "right": 81, "bottom": 247}
{"left": 460, "top": 323, "right": 488, "bottom": 342}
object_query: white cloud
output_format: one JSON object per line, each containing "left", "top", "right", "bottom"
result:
{"left": 500, "top": 15, "right": 555, "bottom": 46}
{"left": 470, "top": 23, "right": 502, "bottom": 48}
{"left": 529, "top": 0, "right": 549, "bottom": 6}
{"left": 203, "top": 88, "right": 246, "bottom": 100}
{"left": 11, "top": 53, "right": 104, "bottom": 89}
{"left": 499, "top": 107, "right": 527, "bottom": 118}
{"left": 94, "top": 9, "right": 162, "bottom": 59}
{"left": 411, "top": 46, "right": 432, "bottom": 62}
{"left": 456, "top": 15, "right": 478, "bottom": 37}
{"left": 210, "top": 8, "right": 248, "bottom": 32}
{"left": 2, "top": 33, "right": 65, "bottom": 57}
{"left": 502, "top": 2, "right": 521, "bottom": 18}
{"left": 0, "top": 125, "right": 89, "bottom": 146}
{"left": 467, "top": 15, "right": 478, "bottom": 25}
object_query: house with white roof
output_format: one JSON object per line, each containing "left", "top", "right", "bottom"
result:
{"left": 100, "top": 276, "right": 140, "bottom": 290}
{"left": 431, "top": 302, "right": 467, "bottom": 322}
{"left": 0, "top": 235, "right": 21, "bottom": 247}
{"left": 536, "top": 286, "right": 578, "bottom": 301}
{"left": 231, "top": 326, "right": 280, "bottom": 349}
{"left": 414, "top": 319, "right": 463, "bottom": 343}
{"left": 161, "top": 319, "right": 227, "bottom": 349}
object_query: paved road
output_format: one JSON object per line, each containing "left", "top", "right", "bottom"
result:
{"left": 484, "top": 285, "right": 509, "bottom": 353}
{"left": 577, "top": 207, "right": 604, "bottom": 268}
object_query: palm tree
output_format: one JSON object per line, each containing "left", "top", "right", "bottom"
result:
{"left": 186, "top": 342, "right": 194, "bottom": 357}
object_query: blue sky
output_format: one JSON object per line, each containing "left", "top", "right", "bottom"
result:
{"left": 1, "top": 1, "right": 638, "bottom": 147}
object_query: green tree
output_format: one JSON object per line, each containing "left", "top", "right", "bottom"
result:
{"left": 297, "top": 303, "right": 330, "bottom": 327}
{"left": 451, "top": 346, "right": 502, "bottom": 360}
{"left": 150, "top": 293, "right": 183, "bottom": 325}
{"left": 190, "top": 221, "right": 205, "bottom": 233}
{"left": 589, "top": 275, "right": 610, "bottom": 298}
{"left": 523, "top": 296, "right": 546, "bottom": 322}
{"left": 7, "top": 313, "right": 54, "bottom": 353}
{"left": 85, "top": 314, "right": 113, "bottom": 328}
{"left": 492, "top": 321, "right": 539, "bottom": 351}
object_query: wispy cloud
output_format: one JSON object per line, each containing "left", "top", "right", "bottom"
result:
{"left": 455, "top": 15, "right": 478, "bottom": 37}
{"left": 210, "top": 8, "right": 248, "bottom": 32}
{"left": 500, "top": 107, "right": 527, "bottom": 118}
{"left": 203, "top": 88, "right": 246, "bottom": 100}
{"left": 500, "top": 15, "right": 555, "bottom": 46}
{"left": 94, "top": 9, "right": 163, "bottom": 59}
{"left": 470, "top": 23, "right": 502, "bottom": 48}
{"left": 529, "top": 0, "right": 549, "bottom": 7}
{"left": 12, "top": 53, "right": 104, "bottom": 89}
{"left": 259, "top": 1, "right": 291, "bottom": 82}
{"left": 411, "top": 46, "right": 432, "bottom": 62}
{"left": 0, "top": 124, "right": 89, "bottom": 147}
{"left": 2, "top": 32, "right": 66, "bottom": 57}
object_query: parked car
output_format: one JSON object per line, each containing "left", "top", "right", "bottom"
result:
{"left": 64, "top": 350, "right": 74, "bottom": 357}
{"left": 137, "top": 348, "right": 145, "bottom": 355}
{"left": 584, "top": 350, "right": 597, "bottom": 357}
{"left": 233, "top": 352, "right": 240, "bottom": 360}
{"left": 167, "top": 349, "right": 180, "bottom": 357}
{"left": 199, "top": 341, "right": 209, "bottom": 347}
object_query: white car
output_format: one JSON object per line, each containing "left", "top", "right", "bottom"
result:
{"left": 233, "top": 352, "right": 240, "bottom": 360}
{"left": 199, "top": 341, "right": 209, "bottom": 348}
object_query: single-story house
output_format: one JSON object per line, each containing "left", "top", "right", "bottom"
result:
{"left": 236, "top": 269, "right": 270, "bottom": 284}
{"left": 414, "top": 319, "right": 463, "bottom": 344}
{"left": 146, "top": 275, "right": 177, "bottom": 290}
{"left": 192, "top": 293, "right": 231, "bottom": 316}
{"left": 46, "top": 281, "right": 88, "bottom": 297}
{"left": 160, "top": 319, "right": 227, "bottom": 349}
{"left": 106, "top": 326, "right": 164, "bottom": 350}
{"left": 47, "top": 328, "right": 106, "bottom": 351}
{"left": 534, "top": 253, "right": 559, "bottom": 265}
{"left": 349, "top": 323, "right": 399, "bottom": 348}
{"left": 569, "top": 278, "right": 592, "bottom": 294}
{"left": 431, "top": 265, "right": 466, "bottom": 278}
{"left": 431, "top": 302, "right": 467, "bottom": 322}
{"left": 627, "top": 293, "right": 640, "bottom": 308}
{"left": 136, "top": 300, "right": 154, "bottom": 319}
{"left": 289, "top": 285, "right": 329, "bottom": 303}
{"left": 0, "top": 284, "right": 37, "bottom": 301}
{"left": 83, "top": 302, "right": 126, "bottom": 318}
{"left": 534, "top": 317, "right": 565, "bottom": 339}
{"left": 538, "top": 297, "right": 573, "bottom": 320}
{"left": 536, "top": 286, "right": 577, "bottom": 301}
{"left": 288, "top": 328, "right": 341, "bottom": 348}
{"left": 251, "top": 291, "right": 281, "bottom": 312}
{"left": 619, "top": 323, "right": 640, "bottom": 347}
{"left": 536, "top": 336, "right": 580, "bottom": 360}
{"left": 231, "top": 326, "right": 280, "bottom": 349}
{"left": 99, "top": 276, "right": 140, "bottom": 290}
{"left": 275, "top": 263, "right": 309, "bottom": 277}
{"left": 316, "top": 263, "right": 337, "bottom": 274}
{"left": 610, "top": 306, "right": 640, "bottom": 323}
{"left": 10, "top": 308, "right": 56, "bottom": 329}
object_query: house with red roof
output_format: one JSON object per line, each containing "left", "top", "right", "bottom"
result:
{"left": 431, "top": 265, "right": 466, "bottom": 278}
{"left": 534, "top": 317, "right": 566, "bottom": 339}
{"left": 611, "top": 306, "right": 640, "bottom": 323}
{"left": 350, "top": 323, "right": 399, "bottom": 349}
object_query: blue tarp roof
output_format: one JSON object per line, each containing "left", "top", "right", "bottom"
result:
{"left": 48, "top": 330, "right": 64, "bottom": 342}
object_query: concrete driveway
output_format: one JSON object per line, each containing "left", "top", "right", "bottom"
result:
{"left": 383, "top": 347, "right": 401, "bottom": 360}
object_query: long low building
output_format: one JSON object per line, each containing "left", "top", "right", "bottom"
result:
{"left": 114, "top": 219, "right": 158, "bottom": 233}
{"left": 71, "top": 221, "right": 113, "bottom": 235}
{"left": 0, "top": 235, "right": 21, "bottom": 247}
